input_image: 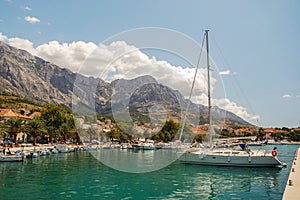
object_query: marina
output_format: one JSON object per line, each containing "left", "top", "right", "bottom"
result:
{"left": 0, "top": 144, "right": 299, "bottom": 199}
{"left": 0, "top": 1, "right": 299, "bottom": 200}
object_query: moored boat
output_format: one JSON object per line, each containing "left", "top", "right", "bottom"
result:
{"left": 179, "top": 30, "right": 286, "bottom": 168}
{"left": 56, "top": 143, "right": 70, "bottom": 153}
{"left": 0, "top": 151, "right": 24, "bottom": 162}
{"left": 143, "top": 143, "right": 155, "bottom": 150}
{"left": 180, "top": 145, "right": 284, "bottom": 167}
{"left": 132, "top": 142, "right": 143, "bottom": 150}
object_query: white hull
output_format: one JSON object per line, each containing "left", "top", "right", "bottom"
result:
{"left": 143, "top": 143, "right": 155, "bottom": 150}
{"left": 179, "top": 148, "right": 283, "bottom": 167}
{"left": 132, "top": 144, "right": 142, "bottom": 150}
{"left": 0, "top": 155, "right": 24, "bottom": 162}
{"left": 56, "top": 144, "right": 70, "bottom": 153}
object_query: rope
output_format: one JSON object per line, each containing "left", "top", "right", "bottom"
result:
{"left": 210, "top": 33, "right": 261, "bottom": 127}
{"left": 179, "top": 32, "right": 206, "bottom": 142}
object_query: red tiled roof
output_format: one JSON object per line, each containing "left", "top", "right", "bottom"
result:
{"left": 0, "top": 109, "right": 11, "bottom": 116}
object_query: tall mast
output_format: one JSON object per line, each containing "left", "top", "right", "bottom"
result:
{"left": 205, "top": 29, "right": 213, "bottom": 146}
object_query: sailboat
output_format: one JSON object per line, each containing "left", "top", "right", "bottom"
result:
{"left": 179, "top": 30, "right": 286, "bottom": 167}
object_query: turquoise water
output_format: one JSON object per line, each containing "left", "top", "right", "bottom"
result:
{"left": 0, "top": 145, "right": 298, "bottom": 200}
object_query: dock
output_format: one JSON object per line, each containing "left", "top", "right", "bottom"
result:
{"left": 282, "top": 148, "right": 300, "bottom": 200}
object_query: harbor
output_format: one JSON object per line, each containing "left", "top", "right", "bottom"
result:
{"left": 0, "top": 144, "right": 299, "bottom": 199}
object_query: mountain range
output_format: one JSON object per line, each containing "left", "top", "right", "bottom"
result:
{"left": 0, "top": 41, "right": 251, "bottom": 127}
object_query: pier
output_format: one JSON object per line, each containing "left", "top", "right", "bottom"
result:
{"left": 283, "top": 148, "right": 300, "bottom": 200}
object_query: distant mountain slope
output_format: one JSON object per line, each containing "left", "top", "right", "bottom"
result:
{"left": 0, "top": 42, "right": 251, "bottom": 126}
{"left": 0, "top": 41, "right": 99, "bottom": 106}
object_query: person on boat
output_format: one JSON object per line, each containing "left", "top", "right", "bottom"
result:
{"left": 2, "top": 147, "right": 5, "bottom": 155}
{"left": 272, "top": 147, "right": 278, "bottom": 157}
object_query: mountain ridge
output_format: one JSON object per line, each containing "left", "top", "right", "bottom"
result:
{"left": 0, "top": 42, "right": 251, "bottom": 127}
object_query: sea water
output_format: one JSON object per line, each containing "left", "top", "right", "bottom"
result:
{"left": 0, "top": 145, "right": 298, "bottom": 200}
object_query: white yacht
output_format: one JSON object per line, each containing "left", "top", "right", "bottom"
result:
{"left": 179, "top": 30, "right": 286, "bottom": 168}
{"left": 180, "top": 144, "right": 284, "bottom": 167}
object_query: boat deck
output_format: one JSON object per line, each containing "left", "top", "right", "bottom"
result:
{"left": 191, "top": 148, "right": 271, "bottom": 157}
{"left": 282, "top": 148, "right": 300, "bottom": 200}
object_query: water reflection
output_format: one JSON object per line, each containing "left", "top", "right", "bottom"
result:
{"left": 92, "top": 149, "right": 178, "bottom": 173}
{"left": 170, "top": 165, "right": 281, "bottom": 199}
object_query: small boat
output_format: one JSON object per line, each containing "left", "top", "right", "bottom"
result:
{"left": 87, "top": 145, "right": 100, "bottom": 152}
{"left": 120, "top": 143, "right": 131, "bottom": 149}
{"left": 40, "top": 149, "right": 51, "bottom": 156}
{"left": 56, "top": 143, "right": 70, "bottom": 153}
{"left": 29, "top": 150, "right": 39, "bottom": 158}
{"left": 132, "top": 142, "right": 143, "bottom": 150}
{"left": 51, "top": 148, "right": 58, "bottom": 154}
{"left": 0, "top": 152, "right": 24, "bottom": 162}
{"left": 143, "top": 143, "right": 155, "bottom": 150}
{"left": 267, "top": 139, "right": 276, "bottom": 145}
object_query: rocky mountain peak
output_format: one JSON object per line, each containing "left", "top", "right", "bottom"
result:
{"left": 0, "top": 42, "right": 251, "bottom": 127}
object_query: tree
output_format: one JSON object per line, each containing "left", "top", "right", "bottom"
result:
{"left": 25, "top": 118, "right": 46, "bottom": 145}
{"left": 257, "top": 127, "right": 266, "bottom": 141}
{"left": 194, "top": 134, "right": 206, "bottom": 142}
{"left": 151, "top": 120, "right": 180, "bottom": 142}
{"left": 6, "top": 118, "right": 24, "bottom": 144}
{"left": 41, "top": 105, "right": 65, "bottom": 142}
{"left": 41, "top": 104, "right": 76, "bottom": 143}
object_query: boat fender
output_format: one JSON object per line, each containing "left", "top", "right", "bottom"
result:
{"left": 227, "top": 156, "right": 230, "bottom": 162}
{"left": 282, "top": 163, "right": 287, "bottom": 168}
{"left": 272, "top": 149, "right": 277, "bottom": 157}
{"left": 248, "top": 156, "right": 251, "bottom": 163}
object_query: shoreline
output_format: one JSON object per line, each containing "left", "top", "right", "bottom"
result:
{"left": 1, "top": 143, "right": 84, "bottom": 154}
{"left": 1, "top": 140, "right": 300, "bottom": 154}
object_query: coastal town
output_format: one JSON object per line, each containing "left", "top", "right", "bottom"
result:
{"left": 1, "top": 105, "right": 300, "bottom": 163}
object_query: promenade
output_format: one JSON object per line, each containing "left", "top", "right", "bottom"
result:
{"left": 282, "top": 148, "right": 300, "bottom": 200}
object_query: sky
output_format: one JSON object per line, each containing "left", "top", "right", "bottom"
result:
{"left": 0, "top": 0, "right": 299, "bottom": 128}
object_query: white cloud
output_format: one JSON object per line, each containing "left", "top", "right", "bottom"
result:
{"left": 24, "top": 16, "right": 40, "bottom": 24}
{"left": 219, "top": 70, "right": 238, "bottom": 76}
{"left": 0, "top": 32, "right": 8, "bottom": 41}
{"left": 219, "top": 70, "right": 231, "bottom": 75}
{"left": 190, "top": 95, "right": 259, "bottom": 121}
{"left": 21, "top": 6, "right": 31, "bottom": 11}
{"left": 8, "top": 37, "right": 36, "bottom": 54}
{"left": 214, "top": 98, "right": 260, "bottom": 121}
{"left": 36, "top": 41, "right": 98, "bottom": 71}
{"left": 282, "top": 94, "right": 292, "bottom": 98}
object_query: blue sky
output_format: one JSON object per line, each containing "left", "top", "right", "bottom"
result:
{"left": 0, "top": 0, "right": 299, "bottom": 127}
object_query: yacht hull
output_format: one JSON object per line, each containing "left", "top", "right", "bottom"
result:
{"left": 179, "top": 150, "right": 283, "bottom": 167}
